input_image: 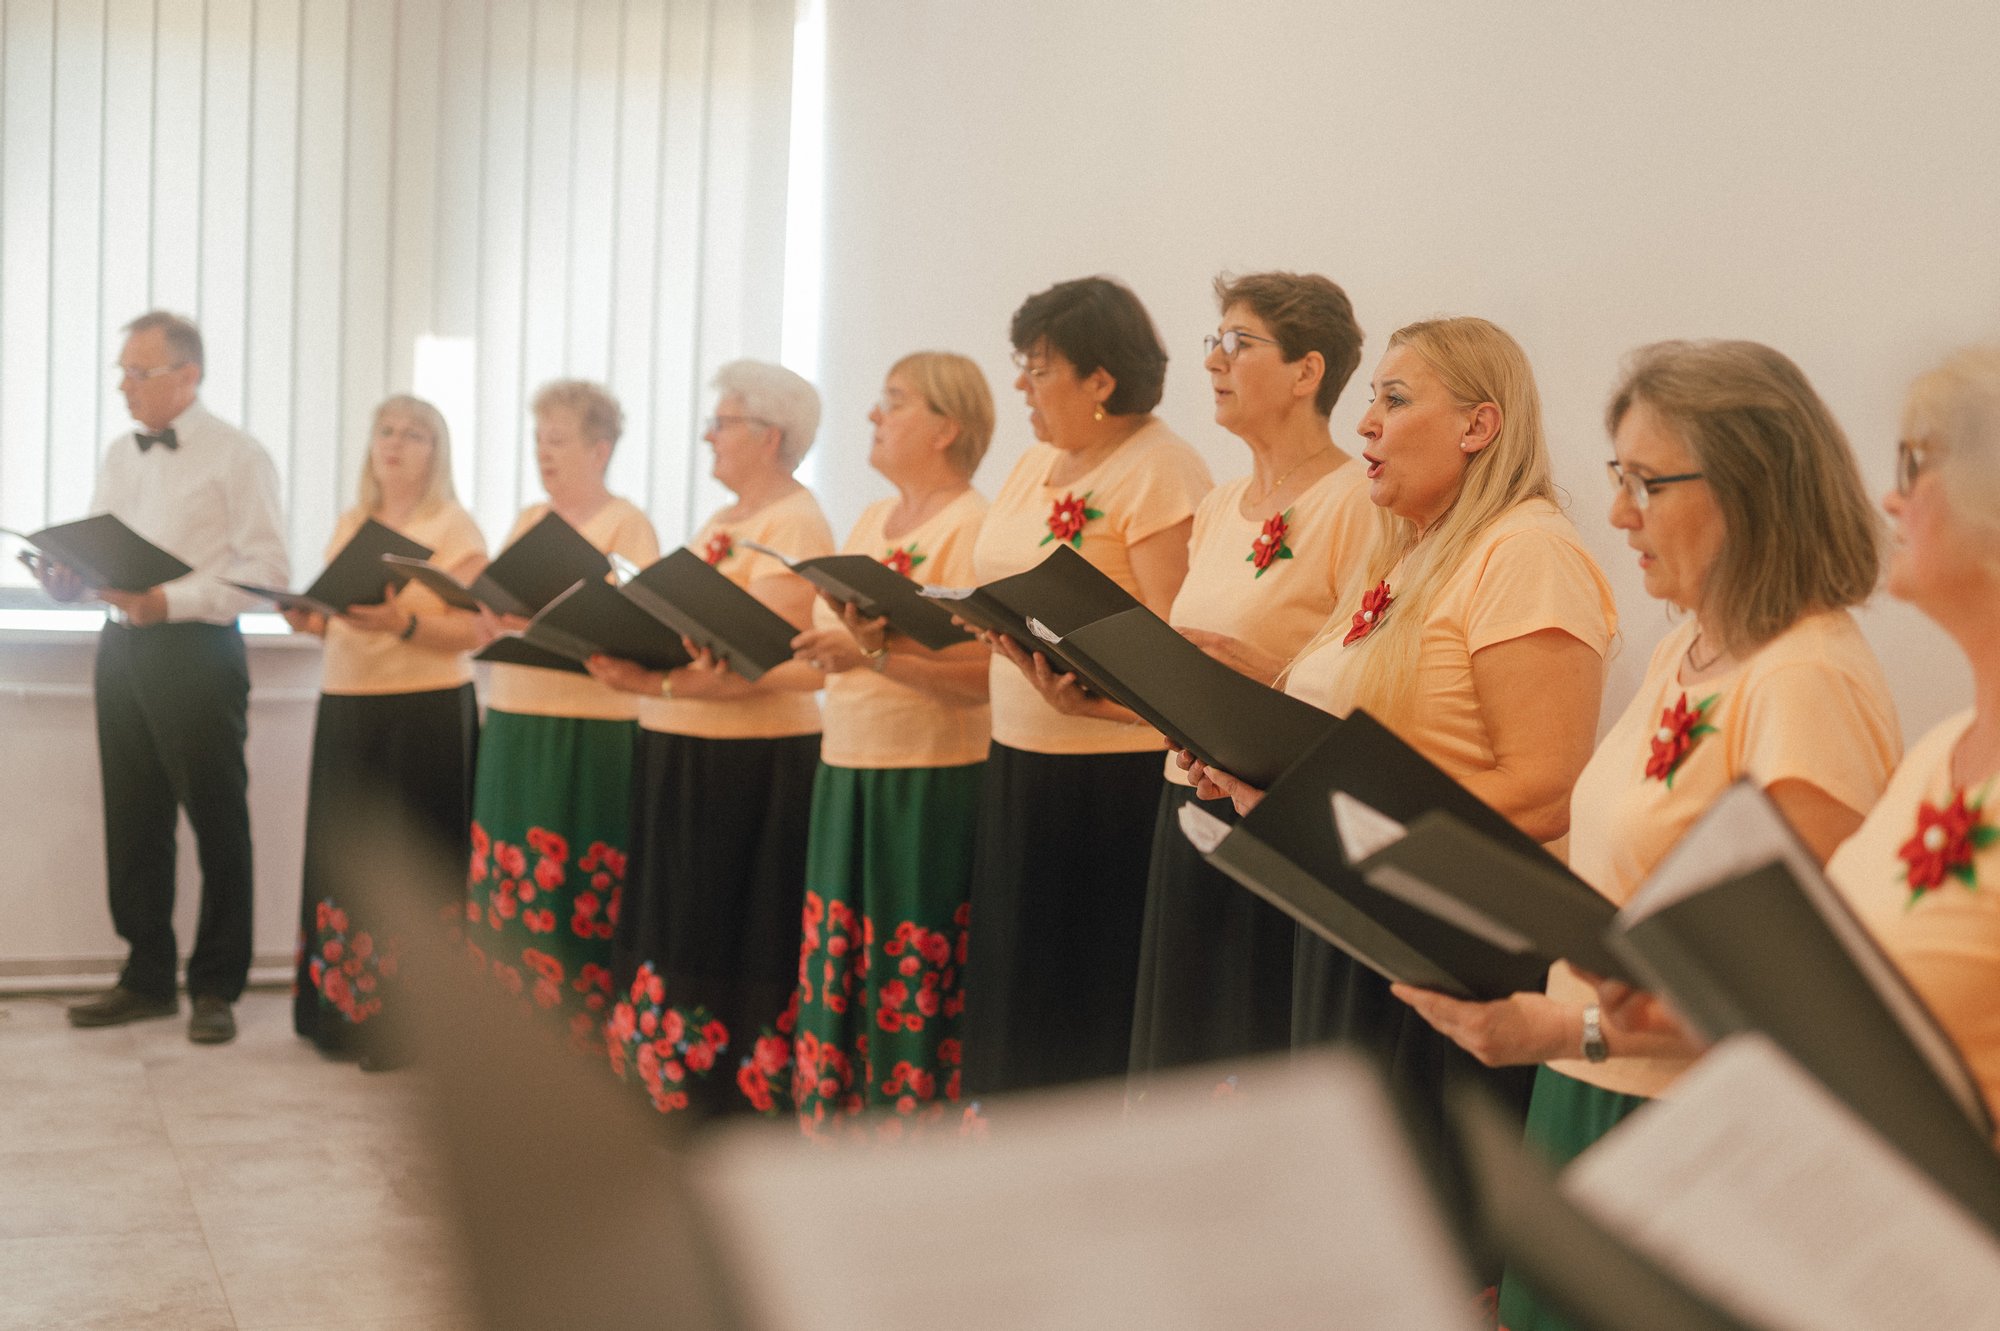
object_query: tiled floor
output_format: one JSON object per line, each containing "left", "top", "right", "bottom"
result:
{"left": 0, "top": 989, "right": 475, "bottom": 1331}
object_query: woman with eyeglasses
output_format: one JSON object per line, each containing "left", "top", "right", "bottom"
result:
{"left": 588, "top": 360, "right": 834, "bottom": 1118}
{"left": 467, "top": 381, "right": 659, "bottom": 1051}
{"left": 285, "top": 395, "right": 486, "bottom": 1070}
{"left": 964, "top": 275, "right": 1213, "bottom": 1098}
{"left": 1012, "top": 272, "right": 1375, "bottom": 1088}
{"left": 1377, "top": 339, "right": 1899, "bottom": 1331}
{"left": 779, "top": 352, "right": 995, "bottom": 1137}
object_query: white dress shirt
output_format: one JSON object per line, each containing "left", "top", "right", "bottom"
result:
{"left": 89, "top": 400, "right": 290, "bottom": 625}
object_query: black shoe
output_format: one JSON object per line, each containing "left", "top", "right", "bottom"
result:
{"left": 66, "top": 987, "right": 178, "bottom": 1028}
{"left": 188, "top": 995, "right": 237, "bottom": 1045}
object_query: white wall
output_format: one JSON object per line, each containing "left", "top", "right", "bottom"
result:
{"left": 812, "top": 0, "right": 2000, "bottom": 740}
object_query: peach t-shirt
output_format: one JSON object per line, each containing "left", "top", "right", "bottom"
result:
{"left": 485, "top": 498, "right": 660, "bottom": 721}
{"left": 640, "top": 486, "right": 834, "bottom": 740}
{"left": 1282, "top": 499, "right": 1618, "bottom": 785}
{"left": 817, "top": 489, "right": 990, "bottom": 770}
{"left": 319, "top": 502, "right": 487, "bottom": 697}
{"left": 973, "top": 418, "right": 1212, "bottom": 755}
{"left": 1826, "top": 710, "right": 2000, "bottom": 1139}
{"left": 1160, "top": 461, "right": 1374, "bottom": 785}
{"left": 1548, "top": 610, "right": 1901, "bottom": 1097}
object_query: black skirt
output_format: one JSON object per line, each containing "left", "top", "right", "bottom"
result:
{"left": 608, "top": 729, "right": 820, "bottom": 1120}
{"left": 1127, "top": 783, "right": 1296, "bottom": 1089}
{"left": 963, "top": 743, "right": 1166, "bottom": 1098}
{"left": 292, "top": 684, "right": 478, "bottom": 1054}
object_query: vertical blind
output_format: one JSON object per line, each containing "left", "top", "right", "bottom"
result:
{"left": 0, "top": 0, "right": 797, "bottom": 585}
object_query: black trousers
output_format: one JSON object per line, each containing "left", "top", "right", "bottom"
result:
{"left": 93, "top": 621, "right": 254, "bottom": 1002}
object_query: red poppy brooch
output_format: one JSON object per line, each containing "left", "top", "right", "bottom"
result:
{"left": 1249, "top": 509, "right": 1293, "bottom": 577}
{"left": 702, "top": 532, "right": 734, "bottom": 566}
{"left": 1897, "top": 785, "right": 1997, "bottom": 905}
{"left": 1644, "top": 692, "right": 1719, "bottom": 788}
{"left": 882, "top": 543, "right": 926, "bottom": 576}
{"left": 1342, "top": 580, "right": 1394, "bottom": 645}
{"left": 1040, "top": 491, "right": 1103, "bottom": 548}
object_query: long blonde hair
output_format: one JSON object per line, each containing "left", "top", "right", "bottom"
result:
{"left": 1319, "top": 317, "right": 1559, "bottom": 720}
{"left": 356, "top": 394, "right": 459, "bottom": 519}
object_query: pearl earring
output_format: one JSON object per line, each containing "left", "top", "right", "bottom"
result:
{"left": 1093, "top": 406, "right": 1106, "bottom": 423}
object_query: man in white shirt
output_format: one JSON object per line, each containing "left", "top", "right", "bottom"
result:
{"left": 40, "top": 311, "right": 288, "bottom": 1044}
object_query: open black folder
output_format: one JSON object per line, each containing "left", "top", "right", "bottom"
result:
{"left": 387, "top": 511, "right": 611, "bottom": 618}
{"left": 1178, "top": 710, "right": 1557, "bottom": 1000}
{"left": 1029, "top": 606, "right": 1339, "bottom": 789}
{"left": 918, "top": 543, "right": 1141, "bottom": 675}
{"left": 510, "top": 577, "right": 694, "bottom": 674}
{"left": 738, "top": 540, "right": 972, "bottom": 651}
{"left": 5, "top": 514, "right": 192, "bottom": 592}
{"left": 229, "top": 517, "right": 429, "bottom": 615}
{"left": 619, "top": 548, "right": 800, "bottom": 682}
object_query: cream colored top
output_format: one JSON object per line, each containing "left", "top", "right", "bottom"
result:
{"left": 1548, "top": 611, "right": 1901, "bottom": 1097}
{"left": 818, "top": 490, "right": 991, "bottom": 770}
{"left": 485, "top": 498, "right": 660, "bottom": 721}
{"left": 1826, "top": 710, "right": 2000, "bottom": 1140}
{"left": 1283, "top": 500, "right": 1618, "bottom": 783}
{"left": 319, "top": 502, "right": 487, "bottom": 697}
{"left": 972, "top": 419, "right": 1213, "bottom": 755}
{"left": 640, "top": 487, "right": 834, "bottom": 740}
{"left": 1160, "top": 462, "right": 1374, "bottom": 785}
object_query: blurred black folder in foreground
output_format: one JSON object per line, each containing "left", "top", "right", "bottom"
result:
{"left": 387, "top": 510, "right": 610, "bottom": 617}
{"left": 516, "top": 577, "right": 695, "bottom": 673}
{"left": 229, "top": 516, "right": 430, "bottom": 615}
{"left": 739, "top": 540, "right": 972, "bottom": 651}
{"left": 1607, "top": 781, "right": 2000, "bottom": 1232}
{"left": 1028, "top": 606, "right": 1338, "bottom": 788}
{"left": 620, "top": 548, "right": 801, "bottom": 682}
{"left": 4, "top": 513, "right": 191, "bottom": 592}
{"left": 1180, "top": 710, "right": 1558, "bottom": 1000}
{"left": 919, "top": 543, "right": 1140, "bottom": 675}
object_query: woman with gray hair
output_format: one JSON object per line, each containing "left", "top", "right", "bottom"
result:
{"left": 590, "top": 358, "right": 835, "bottom": 1118}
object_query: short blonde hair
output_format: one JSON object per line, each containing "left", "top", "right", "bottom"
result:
{"left": 888, "top": 351, "right": 995, "bottom": 479}
{"left": 1901, "top": 345, "right": 2000, "bottom": 560}
{"left": 1608, "top": 340, "right": 1880, "bottom": 654}
{"left": 712, "top": 360, "right": 821, "bottom": 470}
{"left": 532, "top": 379, "right": 624, "bottom": 448}
{"left": 356, "top": 394, "right": 458, "bottom": 517}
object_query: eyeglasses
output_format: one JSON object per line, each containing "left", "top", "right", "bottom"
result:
{"left": 115, "top": 362, "right": 183, "bottom": 383}
{"left": 1896, "top": 439, "right": 1943, "bottom": 496}
{"left": 1010, "top": 352, "right": 1059, "bottom": 383}
{"left": 705, "top": 413, "right": 771, "bottom": 434}
{"left": 1203, "top": 329, "right": 1279, "bottom": 360}
{"left": 1606, "top": 460, "right": 1705, "bottom": 511}
{"left": 874, "top": 393, "right": 939, "bottom": 417}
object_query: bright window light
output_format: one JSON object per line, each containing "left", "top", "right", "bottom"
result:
{"left": 782, "top": 0, "right": 826, "bottom": 486}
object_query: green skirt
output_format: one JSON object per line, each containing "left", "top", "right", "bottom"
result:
{"left": 466, "top": 709, "right": 636, "bottom": 1052}
{"left": 1495, "top": 1066, "right": 1650, "bottom": 1331}
{"left": 791, "top": 760, "right": 984, "bottom": 1139}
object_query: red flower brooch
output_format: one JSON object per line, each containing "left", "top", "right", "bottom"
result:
{"left": 702, "top": 532, "right": 734, "bottom": 565}
{"left": 1248, "top": 509, "right": 1294, "bottom": 577}
{"left": 1342, "top": 580, "right": 1394, "bottom": 645}
{"left": 1897, "top": 786, "right": 1997, "bottom": 904}
{"left": 882, "top": 543, "right": 926, "bottom": 576}
{"left": 1644, "top": 692, "right": 1719, "bottom": 787}
{"left": 1040, "top": 491, "right": 1103, "bottom": 547}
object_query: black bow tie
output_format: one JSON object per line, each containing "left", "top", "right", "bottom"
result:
{"left": 136, "top": 428, "right": 178, "bottom": 453}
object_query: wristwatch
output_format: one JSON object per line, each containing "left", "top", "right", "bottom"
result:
{"left": 658, "top": 675, "right": 675, "bottom": 700}
{"left": 1581, "top": 1004, "right": 1609, "bottom": 1063}
{"left": 399, "top": 613, "right": 420, "bottom": 642}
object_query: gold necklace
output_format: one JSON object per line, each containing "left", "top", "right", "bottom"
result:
{"left": 1255, "top": 447, "right": 1329, "bottom": 508}
{"left": 1685, "top": 628, "right": 1725, "bottom": 674}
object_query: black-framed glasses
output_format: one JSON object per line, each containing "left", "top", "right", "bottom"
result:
{"left": 1203, "top": 329, "right": 1279, "bottom": 359}
{"left": 1896, "top": 439, "right": 1943, "bottom": 497}
{"left": 1606, "top": 459, "right": 1705, "bottom": 511}
{"left": 705, "top": 413, "right": 771, "bottom": 434}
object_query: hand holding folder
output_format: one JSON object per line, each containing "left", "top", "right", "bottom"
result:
{"left": 619, "top": 549, "right": 802, "bottom": 682}
{"left": 393, "top": 511, "right": 611, "bottom": 618}
{"left": 738, "top": 540, "right": 972, "bottom": 651}
{"left": 4, "top": 514, "right": 192, "bottom": 594}
{"left": 229, "top": 517, "right": 430, "bottom": 616}
{"left": 918, "top": 543, "right": 1143, "bottom": 677}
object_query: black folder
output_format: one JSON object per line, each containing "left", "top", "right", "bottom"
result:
{"left": 739, "top": 540, "right": 973, "bottom": 651}
{"left": 619, "top": 548, "right": 801, "bottom": 682}
{"left": 1182, "top": 710, "right": 1557, "bottom": 1000}
{"left": 1609, "top": 781, "right": 2000, "bottom": 1233}
{"left": 918, "top": 543, "right": 1142, "bottom": 675}
{"left": 6, "top": 514, "right": 192, "bottom": 592}
{"left": 516, "top": 577, "right": 694, "bottom": 674}
{"left": 1030, "top": 606, "right": 1338, "bottom": 788}
{"left": 387, "top": 511, "right": 610, "bottom": 618}
{"left": 473, "top": 634, "right": 589, "bottom": 675}
{"left": 229, "top": 517, "right": 430, "bottom": 615}
{"left": 1339, "top": 807, "right": 1637, "bottom": 985}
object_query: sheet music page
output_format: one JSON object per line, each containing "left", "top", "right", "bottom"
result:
{"left": 1564, "top": 1033, "right": 2000, "bottom": 1331}
{"left": 1331, "top": 791, "right": 1407, "bottom": 862}
{"left": 699, "top": 1053, "right": 1483, "bottom": 1331}
{"left": 1177, "top": 801, "right": 1231, "bottom": 854}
